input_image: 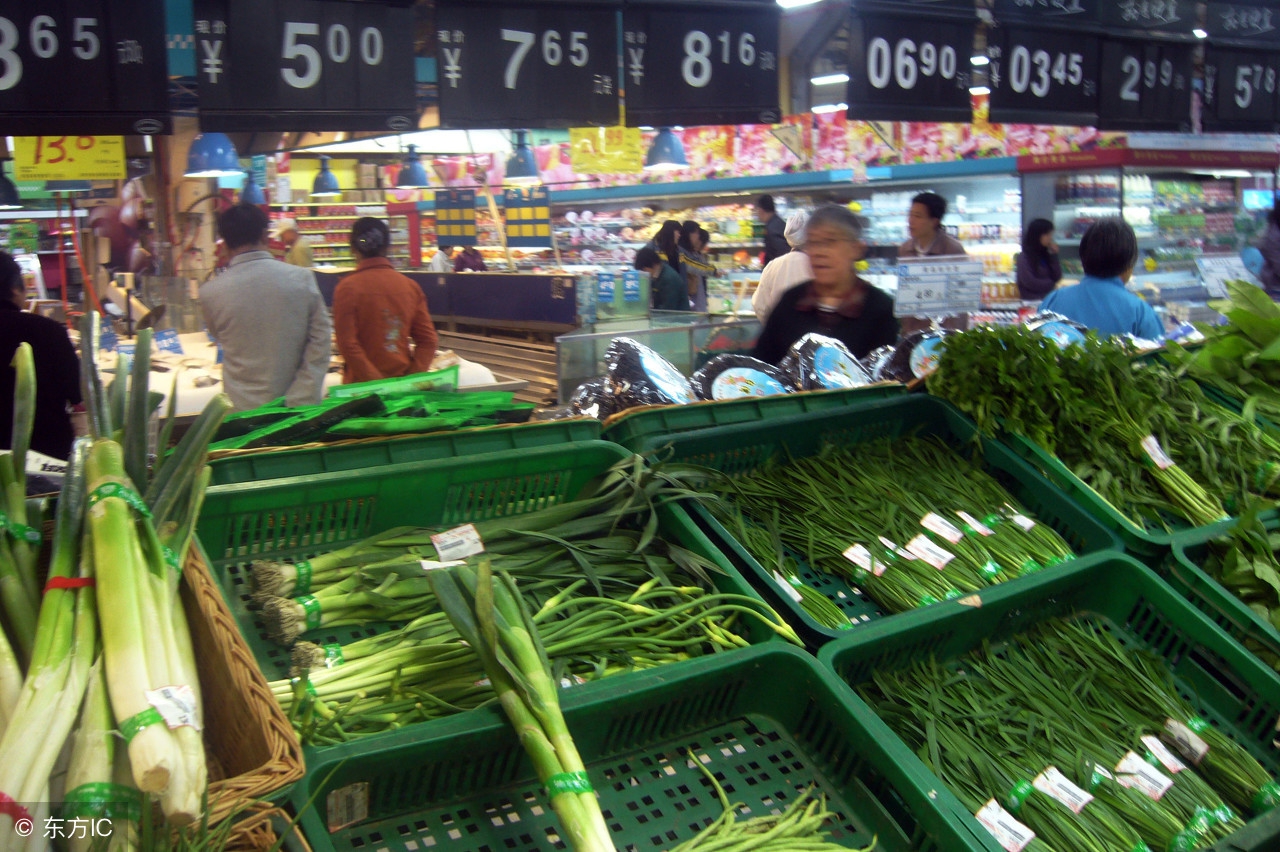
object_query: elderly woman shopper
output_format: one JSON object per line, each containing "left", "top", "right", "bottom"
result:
{"left": 753, "top": 210, "right": 812, "bottom": 323}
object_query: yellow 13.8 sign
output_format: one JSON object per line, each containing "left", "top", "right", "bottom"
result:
{"left": 13, "top": 136, "right": 126, "bottom": 182}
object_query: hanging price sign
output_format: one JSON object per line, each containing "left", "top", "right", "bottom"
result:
{"left": 1096, "top": 38, "right": 1193, "bottom": 131}
{"left": 848, "top": 13, "right": 973, "bottom": 123}
{"left": 1203, "top": 46, "right": 1280, "bottom": 131}
{"left": 13, "top": 135, "right": 124, "bottom": 181}
{"left": 988, "top": 26, "right": 1100, "bottom": 125}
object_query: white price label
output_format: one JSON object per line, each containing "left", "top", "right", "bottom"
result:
{"left": 906, "top": 534, "right": 955, "bottom": 570}
{"left": 879, "top": 536, "right": 918, "bottom": 560}
{"left": 1033, "top": 766, "right": 1093, "bottom": 814}
{"left": 772, "top": 570, "right": 804, "bottom": 603}
{"left": 1115, "top": 751, "right": 1174, "bottom": 800}
{"left": 921, "top": 512, "right": 964, "bottom": 544}
{"left": 843, "top": 544, "right": 889, "bottom": 577}
{"left": 419, "top": 558, "right": 466, "bottom": 573}
{"left": 974, "top": 799, "right": 1036, "bottom": 852}
{"left": 894, "top": 258, "right": 985, "bottom": 318}
{"left": 145, "top": 684, "right": 202, "bottom": 731}
{"left": 1142, "top": 735, "right": 1187, "bottom": 774}
{"left": 1141, "top": 435, "right": 1175, "bottom": 470}
{"left": 1164, "top": 718, "right": 1211, "bottom": 765}
{"left": 1010, "top": 513, "right": 1036, "bottom": 532}
{"left": 326, "top": 781, "right": 369, "bottom": 833}
{"left": 431, "top": 523, "right": 485, "bottom": 561}
{"left": 956, "top": 510, "right": 994, "bottom": 536}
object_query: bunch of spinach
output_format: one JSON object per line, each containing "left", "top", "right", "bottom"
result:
{"left": 928, "top": 325, "right": 1280, "bottom": 531}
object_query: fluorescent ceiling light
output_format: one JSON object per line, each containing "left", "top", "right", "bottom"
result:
{"left": 812, "top": 103, "right": 847, "bottom": 114}
{"left": 1193, "top": 28, "right": 1208, "bottom": 38}
{"left": 811, "top": 73, "right": 850, "bottom": 86}
{"left": 971, "top": 55, "right": 990, "bottom": 66}
{"left": 969, "top": 86, "right": 991, "bottom": 96}
{"left": 778, "top": 0, "right": 822, "bottom": 7}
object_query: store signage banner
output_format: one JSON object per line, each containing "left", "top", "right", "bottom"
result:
{"left": 503, "top": 187, "right": 552, "bottom": 249}
{"left": 1198, "top": 255, "right": 1260, "bottom": 298}
{"left": 436, "top": 190, "right": 477, "bottom": 248}
{"left": 1095, "top": 39, "right": 1193, "bottom": 131}
{"left": 847, "top": 14, "right": 973, "bottom": 123}
{"left": 1202, "top": 47, "right": 1280, "bottom": 132}
{"left": 193, "top": 0, "right": 416, "bottom": 132}
{"left": 13, "top": 136, "right": 125, "bottom": 181}
{"left": 569, "top": 127, "right": 644, "bottom": 174}
{"left": 0, "top": 0, "right": 170, "bottom": 136}
{"left": 893, "top": 258, "right": 984, "bottom": 318}
{"left": 436, "top": 0, "right": 621, "bottom": 129}
{"left": 987, "top": 26, "right": 1100, "bottom": 126}
{"left": 1206, "top": 3, "right": 1280, "bottom": 46}
{"left": 622, "top": 2, "right": 780, "bottom": 128}
{"left": 991, "top": 0, "right": 1197, "bottom": 37}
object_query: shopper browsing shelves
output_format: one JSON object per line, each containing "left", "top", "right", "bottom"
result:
{"left": 272, "top": 217, "right": 314, "bottom": 269}
{"left": 333, "top": 217, "right": 438, "bottom": 384}
{"left": 900, "top": 192, "right": 967, "bottom": 258}
{"left": 1038, "top": 217, "right": 1163, "bottom": 341}
{"left": 635, "top": 246, "right": 689, "bottom": 312}
{"left": 753, "top": 210, "right": 813, "bottom": 323}
{"left": 756, "top": 194, "right": 790, "bottom": 264}
{"left": 1257, "top": 202, "right": 1280, "bottom": 299}
{"left": 1016, "top": 218, "right": 1062, "bottom": 301}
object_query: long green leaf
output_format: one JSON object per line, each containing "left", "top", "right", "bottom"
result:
{"left": 9, "top": 342, "right": 34, "bottom": 479}
{"left": 124, "top": 328, "right": 153, "bottom": 489}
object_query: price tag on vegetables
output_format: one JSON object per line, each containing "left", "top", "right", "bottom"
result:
{"left": 1115, "top": 751, "right": 1174, "bottom": 800}
{"left": 1032, "top": 767, "right": 1092, "bottom": 814}
{"left": 145, "top": 685, "right": 202, "bottom": 731}
{"left": 431, "top": 524, "right": 485, "bottom": 561}
{"left": 1164, "top": 718, "right": 1210, "bottom": 765}
{"left": 1141, "top": 735, "right": 1187, "bottom": 774}
{"left": 974, "top": 799, "right": 1036, "bottom": 852}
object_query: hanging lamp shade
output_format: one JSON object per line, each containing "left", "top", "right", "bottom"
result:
{"left": 396, "top": 144, "right": 430, "bottom": 188}
{"left": 45, "top": 180, "right": 93, "bottom": 193}
{"left": 504, "top": 130, "right": 540, "bottom": 185}
{"left": 644, "top": 128, "right": 688, "bottom": 171}
{"left": 240, "top": 171, "right": 266, "bottom": 205}
{"left": 311, "top": 155, "right": 342, "bottom": 197}
{"left": 185, "top": 132, "right": 242, "bottom": 177}
{"left": 0, "top": 171, "right": 22, "bottom": 209}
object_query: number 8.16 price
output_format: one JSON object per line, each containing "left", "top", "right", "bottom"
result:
{"left": 682, "top": 30, "right": 756, "bottom": 88}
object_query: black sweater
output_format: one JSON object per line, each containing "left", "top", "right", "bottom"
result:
{"left": 752, "top": 282, "right": 899, "bottom": 364}
{"left": 0, "top": 301, "right": 81, "bottom": 460}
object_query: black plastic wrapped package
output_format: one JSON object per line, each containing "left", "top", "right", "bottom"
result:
{"left": 689, "top": 354, "right": 792, "bottom": 401}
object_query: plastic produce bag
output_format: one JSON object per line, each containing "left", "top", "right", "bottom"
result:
{"left": 861, "top": 345, "right": 896, "bottom": 382}
{"left": 689, "top": 354, "right": 791, "bottom": 401}
{"left": 1024, "top": 312, "right": 1089, "bottom": 349}
{"left": 569, "top": 378, "right": 617, "bottom": 419}
{"left": 877, "top": 330, "right": 948, "bottom": 382}
{"left": 780, "top": 333, "right": 871, "bottom": 390}
{"left": 605, "top": 338, "right": 697, "bottom": 408}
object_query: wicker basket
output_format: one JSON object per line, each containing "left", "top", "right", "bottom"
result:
{"left": 226, "top": 804, "right": 312, "bottom": 852}
{"left": 182, "top": 542, "right": 305, "bottom": 823}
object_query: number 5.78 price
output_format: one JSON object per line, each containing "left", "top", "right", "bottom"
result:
{"left": 501, "top": 29, "right": 588, "bottom": 89}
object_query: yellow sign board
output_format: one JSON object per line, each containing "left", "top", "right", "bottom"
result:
{"left": 569, "top": 127, "right": 644, "bottom": 175}
{"left": 13, "top": 136, "right": 126, "bottom": 181}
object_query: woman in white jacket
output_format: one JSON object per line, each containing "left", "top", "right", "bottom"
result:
{"left": 752, "top": 210, "right": 812, "bottom": 323}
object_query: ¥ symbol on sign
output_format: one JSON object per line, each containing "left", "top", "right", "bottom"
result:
{"left": 201, "top": 39, "right": 224, "bottom": 83}
{"left": 628, "top": 47, "right": 645, "bottom": 85}
{"left": 443, "top": 47, "right": 462, "bottom": 87}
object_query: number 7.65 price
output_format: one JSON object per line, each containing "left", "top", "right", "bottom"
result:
{"left": 501, "top": 29, "right": 589, "bottom": 89}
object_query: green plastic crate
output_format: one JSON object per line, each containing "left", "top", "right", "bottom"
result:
{"left": 1164, "top": 527, "right": 1280, "bottom": 671}
{"left": 195, "top": 441, "right": 783, "bottom": 744}
{"left": 294, "top": 644, "right": 999, "bottom": 852}
{"left": 648, "top": 394, "right": 1122, "bottom": 649}
{"left": 207, "top": 419, "right": 601, "bottom": 486}
{"left": 601, "top": 384, "right": 906, "bottom": 453}
{"left": 818, "top": 553, "right": 1280, "bottom": 852}
{"left": 1000, "top": 431, "right": 1254, "bottom": 562}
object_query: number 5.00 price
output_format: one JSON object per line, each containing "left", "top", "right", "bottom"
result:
{"left": 501, "top": 29, "right": 589, "bottom": 89}
{"left": 281, "top": 21, "right": 384, "bottom": 89}
{"left": 0, "top": 15, "right": 102, "bottom": 91}
{"left": 1009, "top": 46, "right": 1083, "bottom": 98}
{"left": 867, "top": 38, "right": 957, "bottom": 91}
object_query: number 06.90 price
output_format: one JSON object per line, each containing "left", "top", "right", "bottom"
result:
{"left": 281, "top": 21, "right": 384, "bottom": 89}
{"left": 867, "top": 38, "right": 957, "bottom": 91}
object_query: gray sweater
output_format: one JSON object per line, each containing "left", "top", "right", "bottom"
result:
{"left": 201, "top": 250, "right": 333, "bottom": 411}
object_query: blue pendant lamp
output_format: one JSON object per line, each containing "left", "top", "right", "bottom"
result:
{"left": 504, "top": 130, "right": 540, "bottom": 185}
{"left": 644, "top": 128, "right": 688, "bottom": 171}
{"left": 396, "top": 144, "right": 430, "bottom": 188}
{"left": 311, "top": 155, "right": 342, "bottom": 197}
{"left": 240, "top": 170, "right": 266, "bottom": 205}
{"left": 185, "top": 132, "right": 242, "bottom": 177}
{"left": 0, "top": 171, "right": 20, "bottom": 209}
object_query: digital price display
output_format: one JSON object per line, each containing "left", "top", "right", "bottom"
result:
{"left": 987, "top": 26, "right": 1100, "bottom": 125}
{"left": 848, "top": 13, "right": 972, "bottom": 123}
{"left": 194, "top": 0, "right": 416, "bottom": 132}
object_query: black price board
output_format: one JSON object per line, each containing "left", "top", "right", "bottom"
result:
{"left": 988, "top": 27, "right": 1099, "bottom": 126}
{"left": 1095, "top": 39, "right": 1193, "bottom": 131}
{"left": 622, "top": 3, "right": 780, "bottom": 127}
{"left": 1203, "top": 47, "right": 1280, "bottom": 131}
{"left": 436, "top": 0, "right": 620, "bottom": 129}
{"left": 993, "top": 0, "right": 1096, "bottom": 24}
{"left": 993, "top": 0, "right": 1196, "bottom": 37}
{"left": 0, "top": 0, "right": 169, "bottom": 136}
{"left": 194, "top": 0, "right": 415, "bottom": 132}
{"left": 847, "top": 14, "right": 972, "bottom": 123}
{"left": 1206, "top": 3, "right": 1280, "bottom": 47}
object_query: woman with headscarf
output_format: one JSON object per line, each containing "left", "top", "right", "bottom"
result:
{"left": 333, "top": 217, "right": 438, "bottom": 383}
{"left": 752, "top": 210, "right": 812, "bottom": 323}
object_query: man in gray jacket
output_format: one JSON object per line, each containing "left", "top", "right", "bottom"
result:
{"left": 202, "top": 204, "right": 332, "bottom": 411}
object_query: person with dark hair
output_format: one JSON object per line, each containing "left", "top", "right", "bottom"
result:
{"left": 646, "top": 219, "right": 682, "bottom": 275}
{"left": 1016, "top": 218, "right": 1062, "bottom": 301}
{"left": 901, "top": 191, "right": 967, "bottom": 258}
{"left": 1038, "top": 217, "right": 1162, "bottom": 339}
{"left": 1258, "top": 204, "right": 1280, "bottom": 297}
{"left": 0, "top": 251, "right": 80, "bottom": 460}
{"left": 202, "top": 204, "right": 333, "bottom": 411}
{"left": 753, "top": 205, "right": 898, "bottom": 363}
{"left": 333, "top": 217, "right": 438, "bottom": 384}
{"left": 679, "top": 221, "right": 716, "bottom": 311}
{"left": 756, "top": 194, "right": 789, "bottom": 264}
{"left": 427, "top": 244, "right": 453, "bottom": 273}
{"left": 453, "top": 244, "right": 487, "bottom": 272}
{"left": 635, "top": 246, "right": 688, "bottom": 311}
